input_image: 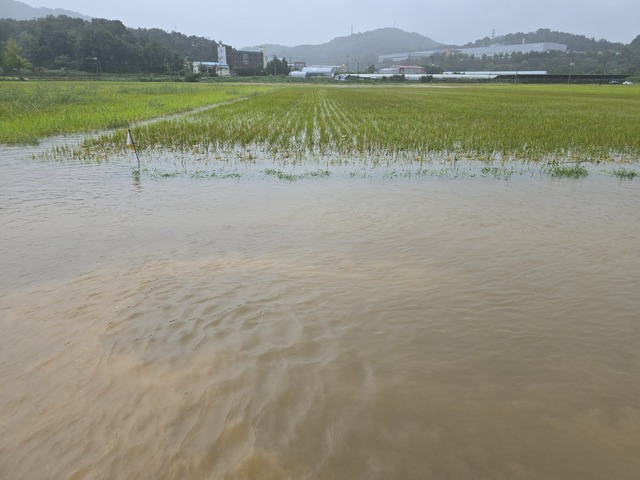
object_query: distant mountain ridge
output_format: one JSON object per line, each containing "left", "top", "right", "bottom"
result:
{"left": 247, "top": 26, "right": 637, "bottom": 68}
{"left": 2, "top": 1, "right": 636, "bottom": 72}
{"left": 248, "top": 28, "right": 441, "bottom": 67}
{"left": 0, "top": 0, "right": 90, "bottom": 21}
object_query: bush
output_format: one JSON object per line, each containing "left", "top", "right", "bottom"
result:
{"left": 183, "top": 72, "right": 200, "bottom": 82}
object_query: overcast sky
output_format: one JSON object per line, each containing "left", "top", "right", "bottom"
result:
{"left": 27, "top": 0, "right": 639, "bottom": 47}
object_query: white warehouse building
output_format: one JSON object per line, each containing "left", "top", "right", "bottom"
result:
{"left": 455, "top": 42, "right": 567, "bottom": 57}
{"left": 378, "top": 42, "right": 567, "bottom": 63}
{"left": 290, "top": 65, "right": 343, "bottom": 78}
{"left": 192, "top": 61, "right": 230, "bottom": 76}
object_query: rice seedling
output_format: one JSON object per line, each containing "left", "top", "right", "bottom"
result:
{"left": 264, "top": 168, "right": 331, "bottom": 181}
{"left": 547, "top": 162, "right": 590, "bottom": 178}
{"left": 610, "top": 168, "right": 638, "bottom": 180}
{"left": 7, "top": 82, "right": 639, "bottom": 179}
{"left": 84, "top": 84, "right": 639, "bottom": 167}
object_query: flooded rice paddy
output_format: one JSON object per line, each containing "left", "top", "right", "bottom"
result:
{"left": 1, "top": 146, "right": 639, "bottom": 479}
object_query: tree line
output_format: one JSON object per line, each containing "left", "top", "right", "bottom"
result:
{"left": 1, "top": 16, "right": 639, "bottom": 77}
{"left": 423, "top": 44, "right": 640, "bottom": 76}
{"left": 0, "top": 15, "right": 218, "bottom": 75}
{"left": 0, "top": 15, "right": 296, "bottom": 78}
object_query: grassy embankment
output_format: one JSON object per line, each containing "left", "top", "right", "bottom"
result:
{"left": 0, "top": 81, "right": 277, "bottom": 145}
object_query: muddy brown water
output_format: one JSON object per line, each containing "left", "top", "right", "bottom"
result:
{"left": 1, "top": 151, "right": 639, "bottom": 479}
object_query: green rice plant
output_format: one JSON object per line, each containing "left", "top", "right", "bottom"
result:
{"left": 611, "top": 168, "right": 638, "bottom": 180}
{"left": 264, "top": 168, "right": 299, "bottom": 181}
{"left": 8, "top": 82, "right": 640, "bottom": 169}
{"left": 263, "top": 168, "right": 331, "bottom": 181}
{"left": 480, "top": 165, "right": 517, "bottom": 180}
{"left": 547, "top": 162, "right": 589, "bottom": 178}
{"left": 147, "top": 168, "right": 181, "bottom": 178}
{"left": 91, "top": 84, "right": 639, "bottom": 165}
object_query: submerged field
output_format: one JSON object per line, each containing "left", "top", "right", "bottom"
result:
{"left": 3, "top": 81, "right": 640, "bottom": 478}
{"left": 3, "top": 81, "right": 639, "bottom": 177}
{"left": 120, "top": 84, "right": 639, "bottom": 160}
{"left": 89, "top": 84, "right": 638, "bottom": 165}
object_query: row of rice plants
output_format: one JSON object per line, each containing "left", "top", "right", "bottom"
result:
{"left": 83, "top": 84, "right": 640, "bottom": 167}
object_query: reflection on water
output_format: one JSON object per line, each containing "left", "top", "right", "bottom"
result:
{"left": 1, "top": 153, "right": 640, "bottom": 479}
{"left": 132, "top": 170, "right": 142, "bottom": 192}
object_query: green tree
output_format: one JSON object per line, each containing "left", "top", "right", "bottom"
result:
{"left": 234, "top": 64, "right": 264, "bottom": 76}
{"left": 75, "top": 19, "right": 141, "bottom": 73}
{"left": 628, "top": 36, "right": 640, "bottom": 73}
{"left": 28, "top": 16, "right": 85, "bottom": 68}
{"left": 265, "top": 55, "right": 290, "bottom": 75}
{"left": 2, "top": 38, "right": 32, "bottom": 75}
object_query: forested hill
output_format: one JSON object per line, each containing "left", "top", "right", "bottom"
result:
{"left": 0, "top": 0, "right": 90, "bottom": 21}
{"left": 462, "top": 28, "right": 626, "bottom": 52}
{"left": 250, "top": 28, "right": 441, "bottom": 67}
{"left": 0, "top": 16, "right": 220, "bottom": 73}
{"left": 1, "top": 12, "right": 639, "bottom": 76}
{"left": 449, "top": 28, "right": 640, "bottom": 75}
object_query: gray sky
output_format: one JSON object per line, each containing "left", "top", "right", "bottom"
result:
{"left": 27, "top": 0, "right": 639, "bottom": 47}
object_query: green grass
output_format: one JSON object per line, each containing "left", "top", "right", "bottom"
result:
{"left": 0, "top": 81, "right": 277, "bottom": 144}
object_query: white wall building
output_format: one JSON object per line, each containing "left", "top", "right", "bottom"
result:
{"left": 378, "top": 43, "right": 567, "bottom": 63}
{"left": 455, "top": 42, "right": 567, "bottom": 57}
{"left": 379, "top": 65, "right": 426, "bottom": 75}
{"left": 290, "top": 65, "right": 343, "bottom": 78}
{"left": 192, "top": 61, "right": 230, "bottom": 76}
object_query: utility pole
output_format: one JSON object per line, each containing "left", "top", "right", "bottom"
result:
{"left": 600, "top": 59, "right": 607, "bottom": 86}
{"left": 568, "top": 62, "right": 575, "bottom": 84}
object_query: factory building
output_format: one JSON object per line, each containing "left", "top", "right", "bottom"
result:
{"left": 378, "top": 43, "right": 567, "bottom": 64}
{"left": 192, "top": 61, "right": 230, "bottom": 76}
{"left": 289, "top": 65, "right": 343, "bottom": 78}
{"left": 378, "top": 49, "right": 441, "bottom": 64}
{"left": 455, "top": 42, "right": 567, "bottom": 57}
{"left": 379, "top": 65, "right": 426, "bottom": 75}
{"left": 192, "top": 43, "right": 266, "bottom": 76}
{"left": 217, "top": 42, "right": 266, "bottom": 74}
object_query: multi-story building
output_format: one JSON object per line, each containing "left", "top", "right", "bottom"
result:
{"left": 217, "top": 42, "right": 265, "bottom": 73}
